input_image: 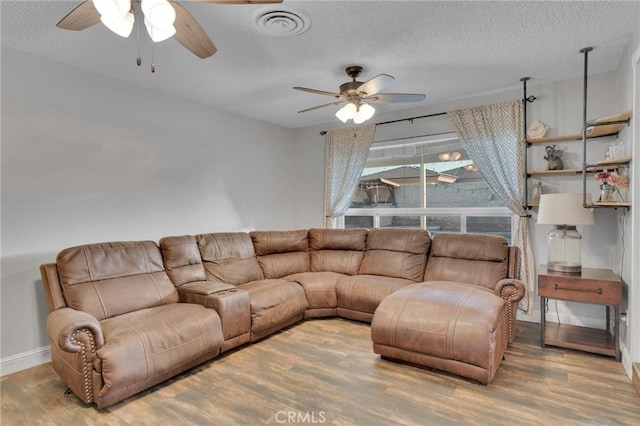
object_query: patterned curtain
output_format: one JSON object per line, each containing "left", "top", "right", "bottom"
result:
{"left": 324, "top": 125, "right": 376, "bottom": 228}
{"left": 448, "top": 100, "right": 535, "bottom": 314}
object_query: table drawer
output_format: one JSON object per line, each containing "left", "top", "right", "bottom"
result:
{"left": 538, "top": 275, "right": 622, "bottom": 305}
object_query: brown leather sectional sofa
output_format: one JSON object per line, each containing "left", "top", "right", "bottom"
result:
{"left": 40, "top": 228, "right": 525, "bottom": 408}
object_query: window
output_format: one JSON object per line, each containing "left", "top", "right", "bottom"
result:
{"left": 340, "top": 133, "right": 514, "bottom": 242}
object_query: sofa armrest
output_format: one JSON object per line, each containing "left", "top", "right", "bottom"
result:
{"left": 177, "top": 282, "right": 251, "bottom": 342}
{"left": 495, "top": 278, "right": 525, "bottom": 302}
{"left": 177, "top": 281, "right": 236, "bottom": 298}
{"left": 494, "top": 279, "right": 525, "bottom": 344}
{"left": 47, "top": 307, "right": 104, "bottom": 353}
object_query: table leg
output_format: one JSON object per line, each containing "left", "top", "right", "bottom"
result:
{"left": 614, "top": 306, "right": 621, "bottom": 361}
{"left": 540, "top": 296, "right": 546, "bottom": 348}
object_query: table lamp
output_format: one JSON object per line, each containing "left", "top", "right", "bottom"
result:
{"left": 537, "top": 193, "right": 594, "bottom": 273}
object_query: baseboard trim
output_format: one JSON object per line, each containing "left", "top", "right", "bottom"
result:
{"left": 633, "top": 363, "right": 640, "bottom": 397}
{"left": 0, "top": 345, "right": 51, "bottom": 377}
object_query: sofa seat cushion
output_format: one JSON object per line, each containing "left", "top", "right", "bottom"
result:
{"left": 236, "top": 279, "right": 308, "bottom": 340}
{"left": 96, "top": 303, "right": 223, "bottom": 396}
{"left": 336, "top": 275, "right": 415, "bottom": 321}
{"left": 286, "top": 271, "right": 347, "bottom": 310}
{"left": 371, "top": 281, "right": 508, "bottom": 384}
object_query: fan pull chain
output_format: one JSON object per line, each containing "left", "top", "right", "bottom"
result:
{"left": 135, "top": 3, "right": 141, "bottom": 67}
{"left": 150, "top": 36, "right": 156, "bottom": 73}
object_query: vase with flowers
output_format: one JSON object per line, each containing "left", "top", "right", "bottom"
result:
{"left": 595, "top": 168, "right": 629, "bottom": 203}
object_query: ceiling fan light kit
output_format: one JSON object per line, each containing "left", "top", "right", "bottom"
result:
{"left": 91, "top": 0, "right": 177, "bottom": 41}
{"left": 294, "top": 65, "right": 426, "bottom": 124}
{"left": 335, "top": 102, "right": 376, "bottom": 124}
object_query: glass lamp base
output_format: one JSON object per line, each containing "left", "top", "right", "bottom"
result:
{"left": 547, "top": 225, "right": 583, "bottom": 274}
{"left": 547, "top": 261, "right": 581, "bottom": 274}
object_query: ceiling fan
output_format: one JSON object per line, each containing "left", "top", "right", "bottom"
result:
{"left": 293, "top": 66, "right": 426, "bottom": 124}
{"left": 56, "top": 0, "right": 283, "bottom": 60}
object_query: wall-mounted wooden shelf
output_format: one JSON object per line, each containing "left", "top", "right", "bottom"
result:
{"left": 527, "top": 110, "right": 632, "bottom": 144}
{"left": 594, "top": 156, "right": 632, "bottom": 165}
{"left": 527, "top": 164, "right": 626, "bottom": 176}
{"left": 591, "top": 202, "right": 631, "bottom": 207}
{"left": 527, "top": 168, "right": 582, "bottom": 176}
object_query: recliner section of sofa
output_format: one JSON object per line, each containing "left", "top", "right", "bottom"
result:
{"left": 165, "top": 232, "right": 309, "bottom": 344}
{"left": 336, "top": 228, "right": 432, "bottom": 322}
{"left": 424, "top": 232, "right": 525, "bottom": 342}
{"left": 159, "top": 234, "right": 251, "bottom": 352}
{"left": 41, "top": 241, "right": 224, "bottom": 409}
{"left": 285, "top": 228, "right": 368, "bottom": 318}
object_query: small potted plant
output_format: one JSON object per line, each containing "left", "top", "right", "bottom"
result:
{"left": 595, "top": 168, "right": 629, "bottom": 203}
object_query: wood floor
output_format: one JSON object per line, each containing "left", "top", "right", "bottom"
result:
{"left": 2, "top": 319, "right": 639, "bottom": 425}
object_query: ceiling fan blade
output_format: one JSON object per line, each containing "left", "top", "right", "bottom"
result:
{"left": 298, "top": 100, "right": 347, "bottom": 114}
{"left": 190, "top": 1, "right": 283, "bottom": 3}
{"left": 366, "top": 93, "right": 426, "bottom": 103}
{"left": 170, "top": 0, "right": 217, "bottom": 58}
{"left": 293, "top": 87, "right": 343, "bottom": 98}
{"left": 357, "top": 74, "right": 395, "bottom": 96}
{"left": 57, "top": 1, "right": 101, "bottom": 31}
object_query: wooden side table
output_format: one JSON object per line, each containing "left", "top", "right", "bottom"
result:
{"left": 538, "top": 265, "right": 622, "bottom": 361}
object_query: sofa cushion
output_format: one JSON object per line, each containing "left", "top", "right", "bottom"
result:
{"left": 236, "top": 279, "right": 308, "bottom": 340}
{"left": 159, "top": 235, "right": 206, "bottom": 286}
{"left": 359, "top": 228, "right": 431, "bottom": 282}
{"left": 308, "top": 228, "right": 367, "bottom": 275}
{"left": 97, "top": 303, "right": 223, "bottom": 395}
{"left": 196, "top": 233, "right": 264, "bottom": 285}
{"left": 424, "top": 233, "right": 509, "bottom": 289}
{"left": 56, "top": 241, "right": 179, "bottom": 321}
{"left": 250, "top": 230, "right": 310, "bottom": 279}
{"left": 336, "top": 274, "right": 415, "bottom": 318}
{"left": 286, "top": 271, "right": 346, "bottom": 310}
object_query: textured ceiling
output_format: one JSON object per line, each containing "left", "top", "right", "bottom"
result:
{"left": 2, "top": 1, "right": 639, "bottom": 129}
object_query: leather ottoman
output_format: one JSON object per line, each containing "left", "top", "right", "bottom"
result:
{"left": 371, "top": 281, "right": 508, "bottom": 384}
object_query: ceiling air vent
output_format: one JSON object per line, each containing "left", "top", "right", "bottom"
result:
{"left": 255, "top": 10, "right": 310, "bottom": 38}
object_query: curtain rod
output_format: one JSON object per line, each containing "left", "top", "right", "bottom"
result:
{"left": 319, "top": 111, "right": 448, "bottom": 135}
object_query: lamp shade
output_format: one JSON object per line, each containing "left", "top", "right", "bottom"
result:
{"left": 537, "top": 193, "right": 594, "bottom": 225}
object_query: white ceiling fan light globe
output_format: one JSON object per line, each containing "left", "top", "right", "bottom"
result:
{"left": 353, "top": 103, "right": 375, "bottom": 124}
{"left": 145, "top": 18, "right": 176, "bottom": 42}
{"left": 343, "top": 102, "right": 357, "bottom": 119}
{"left": 93, "top": 0, "right": 131, "bottom": 21}
{"left": 335, "top": 106, "right": 350, "bottom": 123}
{"left": 101, "top": 12, "right": 134, "bottom": 38}
{"left": 142, "top": 0, "right": 176, "bottom": 29}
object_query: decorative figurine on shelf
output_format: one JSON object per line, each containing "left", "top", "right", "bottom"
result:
{"left": 527, "top": 121, "right": 549, "bottom": 139}
{"left": 544, "top": 145, "right": 564, "bottom": 170}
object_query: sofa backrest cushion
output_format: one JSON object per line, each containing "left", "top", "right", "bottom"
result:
{"left": 424, "top": 233, "right": 509, "bottom": 289}
{"left": 359, "top": 228, "right": 431, "bottom": 282}
{"left": 308, "top": 228, "right": 368, "bottom": 275}
{"left": 250, "top": 230, "right": 310, "bottom": 279}
{"left": 196, "top": 233, "right": 264, "bottom": 285}
{"left": 159, "top": 235, "right": 206, "bottom": 286}
{"left": 56, "top": 241, "right": 179, "bottom": 321}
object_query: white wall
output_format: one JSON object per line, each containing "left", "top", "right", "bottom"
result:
{"left": 0, "top": 48, "right": 296, "bottom": 371}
